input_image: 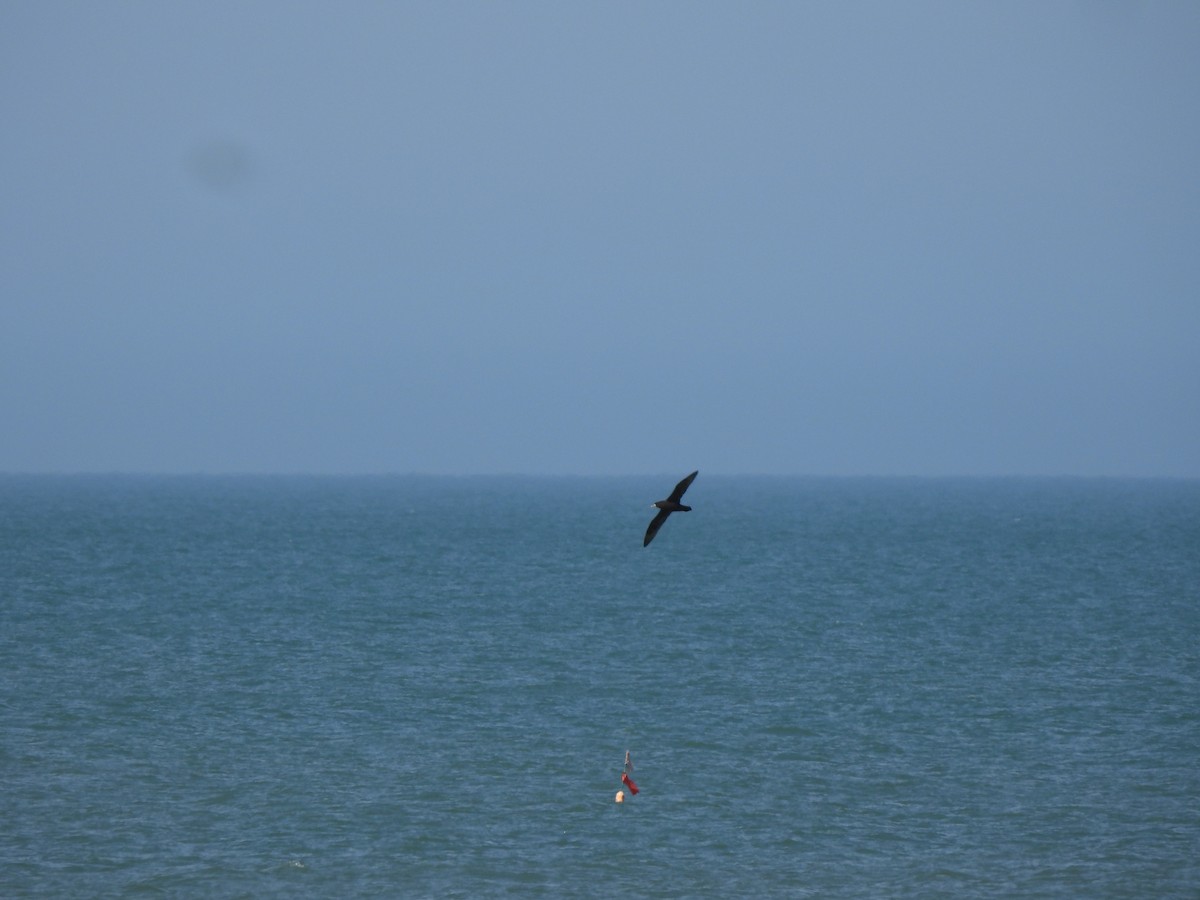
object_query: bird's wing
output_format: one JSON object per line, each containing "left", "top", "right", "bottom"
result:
{"left": 643, "top": 509, "right": 672, "bottom": 547}
{"left": 667, "top": 470, "right": 699, "bottom": 504}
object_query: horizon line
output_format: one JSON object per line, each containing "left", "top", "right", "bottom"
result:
{"left": 2, "top": 470, "right": 1197, "bottom": 482}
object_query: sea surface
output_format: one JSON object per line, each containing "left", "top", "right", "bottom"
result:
{"left": 2, "top": 475, "right": 1198, "bottom": 898}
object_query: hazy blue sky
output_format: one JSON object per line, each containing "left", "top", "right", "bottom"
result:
{"left": 3, "top": 2, "right": 1198, "bottom": 476}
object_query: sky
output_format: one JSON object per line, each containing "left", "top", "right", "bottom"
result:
{"left": 2, "top": 2, "right": 1198, "bottom": 477}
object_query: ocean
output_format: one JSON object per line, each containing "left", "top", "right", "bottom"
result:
{"left": 2, "top": 475, "right": 1198, "bottom": 897}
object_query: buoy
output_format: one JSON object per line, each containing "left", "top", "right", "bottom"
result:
{"left": 615, "top": 790, "right": 625, "bottom": 803}
{"left": 621, "top": 772, "right": 639, "bottom": 795}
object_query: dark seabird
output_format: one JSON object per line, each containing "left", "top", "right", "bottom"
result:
{"left": 643, "top": 470, "right": 698, "bottom": 547}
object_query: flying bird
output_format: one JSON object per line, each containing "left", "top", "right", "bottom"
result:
{"left": 643, "top": 470, "right": 698, "bottom": 547}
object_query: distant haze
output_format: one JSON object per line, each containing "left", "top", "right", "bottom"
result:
{"left": 2, "top": 3, "right": 1198, "bottom": 476}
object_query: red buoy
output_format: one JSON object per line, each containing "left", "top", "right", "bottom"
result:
{"left": 621, "top": 772, "right": 639, "bottom": 795}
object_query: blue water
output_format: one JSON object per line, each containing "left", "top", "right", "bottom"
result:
{"left": 2, "top": 475, "right": 1198, "bottom": 897}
